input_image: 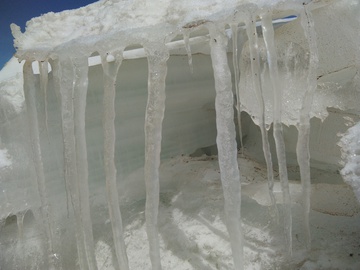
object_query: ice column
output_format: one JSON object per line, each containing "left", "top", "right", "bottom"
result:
{"left": 144, "top": 43, "right": 169, "bottom": 270}
{"left": 23, "top": 61, "right": 57, "bottom": 269}
{"left": 261, "top": 12, "right": 292, "bottom": 255}
{"left": 208, "top": 24, "right": 244, "bottom": 270}
{"left": 101, "top": 51, "right": 129, "bottom": 270}
{"left": 245, "top": 17, "right": 278, "bottom": 218}
{"left": 297, "top": 6, "right": 319, "bottom": 249}
{"left": 231, "top": 24, "right": 244, "bottom": 155}
{"left": 55, "top": 56, "right": 97, "bottom": 270}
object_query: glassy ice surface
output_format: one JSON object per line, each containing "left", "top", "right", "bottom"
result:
{"left": 1, "top": 0, "right": 360, "bottom": 269}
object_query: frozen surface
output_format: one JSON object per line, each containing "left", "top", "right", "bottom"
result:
{"left": 0, "top": 0, "right": 360, "bottom": 269}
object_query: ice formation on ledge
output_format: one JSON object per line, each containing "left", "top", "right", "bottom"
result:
{"left": 1, "top": 0, "right": 359, "bottom": 269}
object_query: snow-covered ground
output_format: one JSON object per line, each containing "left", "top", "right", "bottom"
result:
{"left": 1, "top": 153, "right": 360, "bottom": 269}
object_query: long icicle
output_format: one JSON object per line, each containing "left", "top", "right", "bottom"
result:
{"left": 297, "top": 5, "right": 319, "bottom": 250}
{"left": 261, "top": 12, "right": 292, "bottom": 256}
{"left": 73, "top": 57, "right": 98, "bottom": 270}
{"left": 56, "top": 57, "right": 96, "bottom": 270}
{"left": 50, "top": 59, "right": 71, "bottom": 218}
{"left": 144, "top": 43, "right": 169, "bottom": 270}
{"left": 101, "top": 51, "right": 129, "bottom": 270}
{"left": 208, "top": 24, "right": 243, "bottom": 270}
{"left": 245, "top": 16, "right": 278, "bottom": 220}
{"left": 231, "top": 23, "right": 244, "bottom": 155}
{"left": 23, "top": 61, "right": 57, "bottom": 269}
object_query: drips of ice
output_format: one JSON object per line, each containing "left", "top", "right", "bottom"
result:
{"left": 261, "top": 11, "right": 292, "bottom": 255}
{"left": 55, "top": 56, "right": 97, "bottom": 270}
{"left": 183, "top": 32, "right": 194, "bottom": 73}
{"left": 144, "top": 44, "right": 169, "bottom": 270}
{"left": 244, "top": 15, "right": 278, "bottom": 220}
{"left": 101, "top": 51, "right": 129, "bottom": 270}
{"left": 23, "top": 61, "right": 56, "bottom": 268}
{"left": 230, "top": 24, "right": 244, "bottom": 155}
{"left": 208, "top": 23, "right": 243, "bottom": 270}
{"left": 296, "top": 5, "right": 319, "bottom": 250}
{"left": 74, "top": 57, "right": 98, "bottom": 270}
{"left": 4, "top": 0, "right": 360, "bottom": 269}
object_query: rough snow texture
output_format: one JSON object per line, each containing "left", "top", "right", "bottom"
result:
{"left": 0, "top": 148, "right": 12, "bottom": 169}
{"left": 340, "top": 122, "right": 360, "bottom": 203}
{"left": 10, "top": 0, "right": 287, "bottom": 51}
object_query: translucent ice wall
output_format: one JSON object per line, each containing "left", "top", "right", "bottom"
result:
{"left": 0, "top": 0, "right": 359, "bottom": 269}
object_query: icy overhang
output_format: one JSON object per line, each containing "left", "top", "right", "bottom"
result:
{"left": 3, "top": 1, "right": 360, "bottom": 269}
{"left": 11, "top": 0, "right": 333, "bottom": 60}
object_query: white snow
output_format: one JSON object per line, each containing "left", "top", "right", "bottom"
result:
{"left": 0, "top": 0, "right": 360, "bottom": 269}
{"left": 0, "top": 148, "right": 12, "bottom": 169}
{"left": 10, "top": 0, "right": 273, "bottom": 51}
{"left": 339, "top": 122, "right": 360, "bottom": 203}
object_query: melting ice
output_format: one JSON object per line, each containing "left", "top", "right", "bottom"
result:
{"left": 0, "top": 0, "right": 360, "bottom": 269}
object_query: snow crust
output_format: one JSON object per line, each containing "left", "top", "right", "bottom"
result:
{"left": 11, "top": 0, "right": 282, "bottom": 51}
{"left": 340, "top": 122, "right": 360, "bottom": 203}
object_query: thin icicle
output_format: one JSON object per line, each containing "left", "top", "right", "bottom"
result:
{"left": 231, "top": 24, "right": 244, "bottom": 155}
{"left": 56, "top": 57, "right": 97, "bottom": 270}
{"left": 296, "top": 5, "right": 319, "bottom": 250}
{"left": 73, "top": 57, "right": 98, "bottom": 270}
{"left": 144, "top": 43, "right": 169, "bottom": 270}
{"left": 101, "top": 51, "right": 129, "bottom": 270}
{"left": 23, "top": 61, "right": 57, "bottom": 269}
{"left": 208, "top": 24, "right": 243, "bottom": 270}
{"left": 50, "top": 60, "right": 71, "bottom": 218}
{"left": 245, "top": 17, "right": 278, "bottom": 220}
{"left": 261, "top": 12, "right": 292, "bottom": 256}
{"left": 39, "top": 61, "right": 49, "bottom": 132}
{"left": 183, "top": 32, "right": 194, "bottom": 73}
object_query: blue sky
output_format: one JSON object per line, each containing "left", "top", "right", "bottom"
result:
{"left": 0, "top": 0, "right": 98, "bottom": 69}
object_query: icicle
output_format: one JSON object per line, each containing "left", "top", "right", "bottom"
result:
{"left": 101, "top": 51, "right": 129, "bottom": 270}
{"left": 16, "top": 211, "right": 25, "bottom": 240}
{"left": 296, "top": 5, "right": 319, "bottom": 250}
{"left": 23, "top": 61, "right": 57, "bottom": 268}
{"left": 261, "top": 12, "right": 292, "bottom": 256}
{"left": 245, "top": 17, "right": 278, "bottom": 220}
{"left": 144, "top": 43, "right": 169, "bottom": 270}
{"left": 73, "top": 57, "right": 98, "bottom": 270}
{"left": 208, "top": 24, "right": 243, "bottom": 270}
{"left": 183, "top": 32, "right": 194, "bottom": 73}
{"left": 56, "top": 57, "right": 97, "bottom": 270}
{"left": 39, "top": 61, "right": 49, "bottom": 132}
{"left": 231, "top": 24, "right": 244, "bottom": 155}
{"left": 50, "top": 60, "right": 71, "bottom": 218}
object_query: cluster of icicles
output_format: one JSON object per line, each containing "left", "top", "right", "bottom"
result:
{"left": 22, "top": 4, "right": 318, "bottom": 270}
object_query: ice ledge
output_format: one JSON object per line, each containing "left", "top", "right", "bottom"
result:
{"left": 11, "top": 0, "right": 331, "bottom": 60}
